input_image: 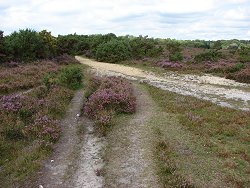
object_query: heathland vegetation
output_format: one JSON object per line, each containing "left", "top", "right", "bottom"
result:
{"left": 0, "top": 28, "right": 250, "bottom": 187}
{"left": 1, "top": 29, "right": 250, "bottom": 83}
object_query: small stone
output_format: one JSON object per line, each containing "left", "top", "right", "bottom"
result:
{"left": 51, "top": 160, "right": 54, "bottom": 163}
{"left": 76, "top": 114, "right": 80, "bottom": 117}
{"left": 39, "top": 185, "right": 44, "bottom": 188}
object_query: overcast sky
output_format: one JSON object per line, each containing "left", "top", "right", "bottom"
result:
{"left": 0, "top": 0, "right": 250, "bottom": 40}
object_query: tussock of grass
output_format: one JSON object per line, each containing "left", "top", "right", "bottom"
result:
{"left": 145, "top": 84, "right": 250, "bottom": 187}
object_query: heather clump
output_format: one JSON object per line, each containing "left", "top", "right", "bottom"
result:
{"left": 0, "top": 61, "right": 59, "bottom": 94}
{"left": 156, "top": 61, "right": 183, "bottom": 69}
{"left": 84, "top": 76, "right": 136, "bottom": 126}
{"left": 23, "top": 115, "right": 60, "bottom": 142}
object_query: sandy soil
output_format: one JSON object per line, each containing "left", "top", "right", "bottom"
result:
{"left": 76, "top": 56, "right": 250, "bottom": 111}
{"left": 104, "top": 84, "right": 159, "bottom": 188}
{"left": 34, "top": 90, "right": 85, "bottom": 188}
{"left": 72, "top": 118, "right": 106, "bottom": 188}
{"left": 35, "top": 89, "right": 108, "bottom": 188}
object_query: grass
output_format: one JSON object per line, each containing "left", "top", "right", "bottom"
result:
{"left": 0, "top": 62, "right": 86, "bottom": 186}
{"left": 144, "top": 84, "right": 250, "bottom": 187}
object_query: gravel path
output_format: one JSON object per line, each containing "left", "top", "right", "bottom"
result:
{"left": 76, "top": 56, "right": 250, "bottom": 111}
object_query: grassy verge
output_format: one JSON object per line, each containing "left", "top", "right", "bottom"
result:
{"left": 0, "top": 63, "right": 86, "bottom": 186}
{"left": 144, "top": 84, "right": 250, "bottom": 187}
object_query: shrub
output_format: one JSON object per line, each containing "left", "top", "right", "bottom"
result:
{"left": 57, "top": 66, "right": 83, "bottom": 89}
{"left": 194, "top": 50, "right": 222, "bottom": 63}
{"left": 228, "top": 63, "right": 246, "bottom": 73}
{"left": 166, "top": 40, "right": 183, "bottom": 62}
{"left": 169, "top": 52, "right": 183, "bottom": 62}
{"left": 43, "top": 73, "right": 57, "bottom": 89}
{"left": 4, "top": 29, "right": 46, "bottom": 62}
{"left": 52, "top": 54, "right": 80, "bottom": 65}
{"left": 129, "top": 36, "right": 163, "bottom": 59}
{"left": 84, "top": 76, "right": 136, "bottom": 126}
{"left": 95, "top": 39, "right": 131, "bottom": 63}
{"left": 238, "top": 46, "right": 250, "bottom": 63}
{"left": 226, "top": 66, "right": 250, "bottom": 83}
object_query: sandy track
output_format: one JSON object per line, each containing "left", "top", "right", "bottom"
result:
{"left": 76, "top": 56, "right": 250, "bottom": 111}
{"left": 104, "top": 84, "right": 159, "bottom": 188}
{"left": 33, "top": 90, "right": 85, "bottom": 188}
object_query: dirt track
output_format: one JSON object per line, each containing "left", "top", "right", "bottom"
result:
{"left": 76, "top": 56, "right": 250, "bottom": 111}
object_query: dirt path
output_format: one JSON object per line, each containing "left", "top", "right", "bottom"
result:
{"left": 33, "top": 84, "right": 159, "bottom": 188}
{"left": 71, "top": 118, "right": 106, "bottom": 188}
{"left": 104, "top": 84, "right": 159, "bottom": 188}
{"left": 76, "top": 56, "right": 250, "bottom": 111}
{"left": 35, "top": 90, "right": 85, "bottom": 187}
{"left": 32, "top": 89, "right": 106, "bottom": 188}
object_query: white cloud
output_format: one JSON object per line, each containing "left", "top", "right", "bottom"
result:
{"left": 0, "top": 0, "right": 250, "bottom": 39}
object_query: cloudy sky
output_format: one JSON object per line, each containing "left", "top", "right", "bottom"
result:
{"left": 0, "top": 0, "right": 250, "bottom": 40}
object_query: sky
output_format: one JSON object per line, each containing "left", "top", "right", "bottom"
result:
{"left": 0, "top": 0, "right": 250, "bottom": 40}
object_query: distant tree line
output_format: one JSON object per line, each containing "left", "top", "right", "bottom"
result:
{"left": 0, "top": 29, "right": 250, "bottom": 64}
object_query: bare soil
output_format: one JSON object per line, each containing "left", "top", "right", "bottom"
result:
{"left": 34, "top": 90, "right": 86, "bottom": 188}
{"left": 104, "top": 84, "right": 159, "bottom": 188}
{"left": 76, "top": 56, "right": 250, "bottom": 111}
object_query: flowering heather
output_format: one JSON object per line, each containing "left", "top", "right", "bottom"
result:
{"left": 52, "top": 54, "right": 80, "bottom": 65}
{"left": 24, "top": 115, "right": 60, "bottom": 142}
{"left": 0, "top": 61, "right": 59, "bottom": 94}
{"left": 156, "top": 61, "right": 183, "bottom": 69}
{"left": 0, "top": 94, "right": 25, "bottom": 112}
{"left": 84, "top": 76, "right": 136, "bottom": 126}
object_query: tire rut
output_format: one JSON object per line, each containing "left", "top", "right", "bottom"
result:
{"left": 35, "top": 90, "right": 85, "bottom": 188}
{"left": 104, "top": 84, "right": 159, "bottom": 188}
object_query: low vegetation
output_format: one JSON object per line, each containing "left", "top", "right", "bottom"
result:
{"left": 1, "top": 28, "right": 250, "bottom": 83}
{"left": 146, "top": 85, "right": 250, "bottom": 187}
{"left": 84, "top": 76, "right": 136, "bottom": 130}
{"left": 0, "top": 60, "right": 84, "bottom": 186}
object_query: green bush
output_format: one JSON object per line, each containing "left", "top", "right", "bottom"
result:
{"left": 95, "top": 39, "right": 131, "bottom": 63}
{"left": 58, "top": 66, "right": 83, "bottom": 89}
{"left": 194, "top": 50, "right": 222, "bottom": 63}
{"left": 228, "top": 63, "right": 246, "bottom": 73}
{"left": 169, "top": 52, "right": 183, "bottom": 61}
{"left": 4, "top": 29, "right": 47, "bottom": 62}
{"left": 238, "top": 46, "right": 250, "bottom": 63}
{"left": 166, "top": 40, "right": 183, "bottom": 62}
{"left": 129, "top": 36, "right": 163, "bottom": 59}
{"left": 43, "top": 73, "right": 57, "bottom": 89}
